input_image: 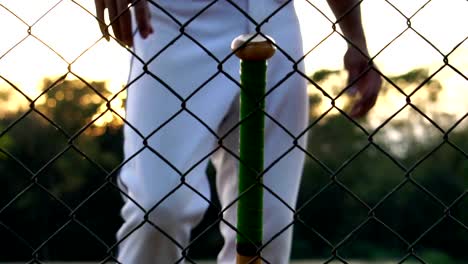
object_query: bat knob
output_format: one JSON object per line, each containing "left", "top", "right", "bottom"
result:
{"left": 231, "top": 34, "right": 276, "bottom": 61}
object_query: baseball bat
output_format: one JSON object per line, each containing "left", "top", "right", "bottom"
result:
{"left": 231, "top": 33, "right": 276, "bottom": 264}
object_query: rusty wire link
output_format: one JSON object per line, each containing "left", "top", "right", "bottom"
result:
{"left": 0, "top": 0, "right": 467, "bottom": 263}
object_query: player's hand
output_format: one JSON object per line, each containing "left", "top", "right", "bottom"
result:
{"left": 94, "top": 0, "right": 153, "bottom": 47}
{"left": 344, "top": 46, "right": 382, "bottom": 118}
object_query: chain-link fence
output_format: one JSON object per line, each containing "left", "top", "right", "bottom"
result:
{"left": 0, "top": 0, "right": 467, "bottom": 263}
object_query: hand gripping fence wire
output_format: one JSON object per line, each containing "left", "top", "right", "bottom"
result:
{"left": 0, "top": 0, "right": 468, "bottom": 263}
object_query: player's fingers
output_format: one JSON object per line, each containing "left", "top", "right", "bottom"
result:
{"left": 346, "top": 67, "right": 360, "bottom": 96}
{"left": 117, "top": 0, "right": 133, "bottom": 46}
{"left": 350, "top": 92, "right": 376, "bottom": 118}
{"left": 350, "top": 70, "right": 381, "bottom": 118}
{"left": 105, "top": 0, "right": 121, "bottom": 42}
{"left": 134, "top": 0, "right": 153, "bottom": 38}
{"left": 94, "top": 0, "right": 109, "bottom": 40}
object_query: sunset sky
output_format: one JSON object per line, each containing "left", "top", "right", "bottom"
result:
{"left": 0, "top": 0, "right": 467, "bottom": 116}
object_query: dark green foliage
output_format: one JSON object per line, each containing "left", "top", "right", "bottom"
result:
{"left": 0, "top": 79, "right": 123, "bottom": 261}
{"left": 311, "top": 69, "right": 340, "bottom": 83}
{"left": 390, "top": 68, "right": 430, "bottom": 83}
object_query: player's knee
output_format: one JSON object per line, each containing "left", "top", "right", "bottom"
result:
{"left": 140, "top": 200, "right": 184, "bottom": 232}
{"left": 122, "top": 184, "right": 209, "bottom": 236}
{"left": 117, "top": 197, "right": 185, "bottom": 243}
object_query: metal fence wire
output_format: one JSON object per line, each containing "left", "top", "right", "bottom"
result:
{"left": 0, "top": 0, "right": 467, "bottom": 263}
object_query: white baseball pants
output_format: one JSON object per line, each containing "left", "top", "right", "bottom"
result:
{"left": 116, "top": 1, "right": 308, "bottom": 263}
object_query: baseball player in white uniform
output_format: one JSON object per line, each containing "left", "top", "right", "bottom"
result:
{"left": 94, "top": 0, "right": 382, "bottom": 263}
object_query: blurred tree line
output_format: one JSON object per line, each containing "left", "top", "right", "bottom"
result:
{"left": 0, "top": 69, "right": 467, "bottom": 263}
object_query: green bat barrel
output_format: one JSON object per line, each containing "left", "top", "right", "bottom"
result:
{"left": 231, "top": 34, "right": 276, "bottom": 264}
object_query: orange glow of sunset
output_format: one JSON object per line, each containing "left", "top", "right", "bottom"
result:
{"left": 0, "top": 0, "right": 467, "bottom": 125}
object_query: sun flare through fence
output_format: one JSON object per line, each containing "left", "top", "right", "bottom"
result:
{"left": 0, "top": 0, "right": 468, "bottom": 263}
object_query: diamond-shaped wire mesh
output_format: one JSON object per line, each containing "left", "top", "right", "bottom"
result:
{"left": 0, "top": 0, "right": 467, "bottom": 263}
